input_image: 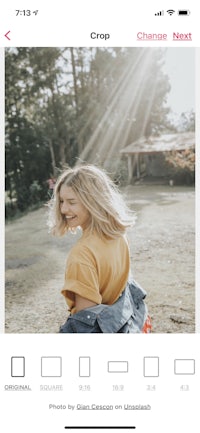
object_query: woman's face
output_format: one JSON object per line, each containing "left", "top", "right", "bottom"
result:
{"left": 59, "top": 185, "right": 91, "bottom": 230}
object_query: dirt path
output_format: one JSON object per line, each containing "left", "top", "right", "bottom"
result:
{"left": 5, "top": 185, "right": 195, "bottom": 333}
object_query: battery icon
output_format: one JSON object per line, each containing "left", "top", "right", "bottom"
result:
{"left": 178, "top": 10, "right": 190, "bottom": 15}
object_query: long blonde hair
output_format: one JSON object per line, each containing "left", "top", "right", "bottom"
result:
{"left": 47, "top": 165, "right": 134, "bottom": 238}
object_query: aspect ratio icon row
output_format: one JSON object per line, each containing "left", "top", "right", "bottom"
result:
{"left": 10, "top": 356, "right": 196, "bottom": 378}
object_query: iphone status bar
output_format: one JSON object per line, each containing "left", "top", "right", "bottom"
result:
{"left": 0, "top": 2, "right": 197, "bottom": 46}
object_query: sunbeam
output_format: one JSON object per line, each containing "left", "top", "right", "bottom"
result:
{"left": 76, "top": 48, "right": 163, "bottom": 169}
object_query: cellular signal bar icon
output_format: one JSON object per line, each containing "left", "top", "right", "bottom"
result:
{"left": 155, "top": 10, "right": 164, "bottom": 16}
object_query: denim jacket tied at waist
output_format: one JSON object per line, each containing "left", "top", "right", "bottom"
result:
{"left": 59, "top": 280, "right": 148, "bottom": 333}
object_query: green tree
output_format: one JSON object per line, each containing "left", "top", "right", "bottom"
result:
{"left": 6, "top": 47, "right": 172, "bottom": 214}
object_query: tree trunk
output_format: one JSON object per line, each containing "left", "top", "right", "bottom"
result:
{"left": 70, "top": 47, "right": 78, "bottom": 115}
{"left": 59, "top": 139, "right": 66, "bottom": 166}
{"left": 48, "top": 139, "right": 56, "bottom": 177}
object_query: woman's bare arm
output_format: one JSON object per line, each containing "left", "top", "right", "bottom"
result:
{"left": 75, "top": 294, "right": 98, "bottom": 312}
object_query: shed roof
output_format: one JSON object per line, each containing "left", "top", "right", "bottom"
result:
{"left": 120, "top": 132, "right": 195, "bottom": 155}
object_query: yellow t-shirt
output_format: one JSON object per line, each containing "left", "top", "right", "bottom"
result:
{"left": 61, "top": 231, "right": 130, "bottom": 314}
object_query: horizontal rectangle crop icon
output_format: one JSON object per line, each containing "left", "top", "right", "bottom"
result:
{"left": 174, "top": 359, "right": 195, "bottom": 375}
{"left": 108, "top": 361, "right": 128, "bottom": 373}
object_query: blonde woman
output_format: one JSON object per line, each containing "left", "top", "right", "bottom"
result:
{"left": 48, "top": 165, "right": 151, "bottom": 333}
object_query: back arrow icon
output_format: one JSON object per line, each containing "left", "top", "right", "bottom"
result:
{"left": 5, "top": 31, "right": 11, "bottom": 40}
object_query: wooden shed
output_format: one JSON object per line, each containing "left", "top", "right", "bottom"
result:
{"left": 120, "top": 132, "right": 195, "bottom": 182}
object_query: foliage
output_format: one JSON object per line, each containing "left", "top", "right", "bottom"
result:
{"left": 165, "top": 149, "right": 195, "bottom": 184}
{"left": 177, "top": 111, "right": 195, "bottom": 132}
{"left": 5, "top": 47, "right": 172, "bottom": 215}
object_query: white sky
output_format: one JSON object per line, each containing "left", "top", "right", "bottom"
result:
{"left": 163, "top": 48, "right": 195, "bottom": 116}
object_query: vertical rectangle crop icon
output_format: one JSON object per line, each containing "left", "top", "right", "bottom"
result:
{"left": 174, "top": 359, "right": 195, "bottom": 375}
{"left": 79, "top": 357, "right": 91, "bottom": 377}
{"left": 41, "top": 357, "right": 62, "bottom": 377}
{"left": 144, "top": 357, "right": 159, "bottom": 377}
{"left": 11, "top": 357, "right": 25, "bottom": 377}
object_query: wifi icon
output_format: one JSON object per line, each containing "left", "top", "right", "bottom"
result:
{"left": 167, "top": 9, "right": 175, "bottom": 15}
